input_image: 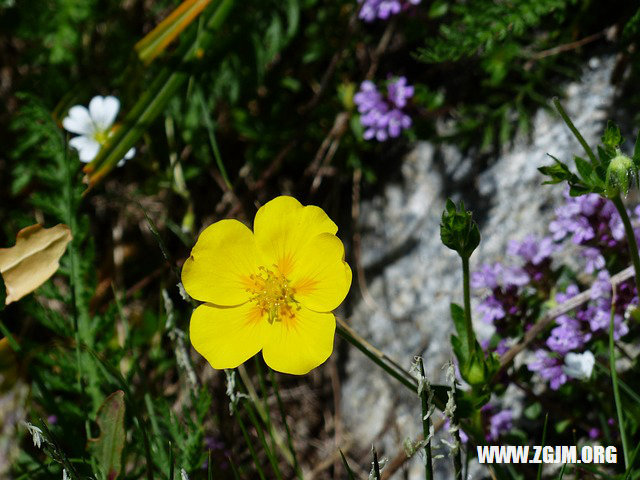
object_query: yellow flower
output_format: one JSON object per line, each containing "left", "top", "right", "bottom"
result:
{"left": 182, "top": 196, "right": 352, "bottom": 375}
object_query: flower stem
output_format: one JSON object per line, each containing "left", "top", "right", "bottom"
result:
{"left": 336, "top": 318, "right": 417, "bottom": 393}
{"left": 461, "top": 256, "right": 474, "bottom": 353}
{"left": 418, "top": 358, "right": 434, "bottom": 480}
{"left": 609, "top": 292, "right": 630, "bottom": 469}
{"left": 612, "top": 195, "right": 640, "bottom": 297}
{"left": 552, "top": 98, "right": 598, "bottom": 164}
{"left": 451, "top": 382, "right": 463, "bottom": 480}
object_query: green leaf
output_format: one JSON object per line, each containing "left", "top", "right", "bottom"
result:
{"left": 429, "top": 0, "right": 449, "bottom": 18}
{"left": 633, "top": 130, "right": 640, "bottom": 168}
{"left": 339, "top": 450, "right": 356, "bottom": 480}
{"left": 88, "top": 390, "right": 126, "bottom": 480}
{"left": 574, "top": 156, "right": 593, "bottom": 181}
{"left": 602, "top": 120, "right": 622, "bottom": 149}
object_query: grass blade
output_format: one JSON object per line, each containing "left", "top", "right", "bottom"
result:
{"left": 339, "top": 450, "right": 356, "bottom": 480}
{"left": 135, "top": 0, "right": 213, "bottom": 65}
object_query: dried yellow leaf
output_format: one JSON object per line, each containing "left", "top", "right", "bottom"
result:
{"left": 0, "top": 224, "right": 72, "bottom": 305}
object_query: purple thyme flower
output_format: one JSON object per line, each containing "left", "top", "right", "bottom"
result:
{"left": 507, "top": 235, "right": 555, "bottom": 265}
{"left": 357, "top": 0, "right": 421, "bottom": 22}
{"left": 478, "top": 296, "right": 505, "bottom": 324}
{"left": 387, "top": 76, "right": 414, "bottom": 108}
{"left": 354, "top": 78, "right": 413, "bottom": 141}
{"left": 546, "top": 315, "right": 591, "bottom": 354}
{"left": 556, "top": 284, "right": 579, "bottom": 304}
{"left": 495, "top": 338, "right": 510, "bottom": 355}
{"left": 471, "top": 263, "right": 502, "bottom": 290}
{"left": 487, "top": 410, "right": 513, "bottom": 441}
{"left": 590, "top": 270, "right": 612, "bottom": 300}
{"left": 528, "top": 349, "right": 567, "bottom": 390}
{"left": 589, "top": 427, "right": 600, "bottom": 439}
{"left": 583, "top": 247, "right": 605, "bottom": 274}
{"left": 502, "top": 266, "right": 530, "bottom": 287}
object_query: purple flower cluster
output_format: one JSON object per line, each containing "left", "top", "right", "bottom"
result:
{"left": 472, "top": 234, "right": 555, "bottom": 330}
{"left": 528, "top": 349, "right": 567, "bottom": 390}
{"left": 549, "top": 192, "right": 625, "bottom": 253}
{"left": 358, "top": 0, "right": 421, "bottom": 22}
{"left": 354, "top": 77, "right": 413, "bottom": 141}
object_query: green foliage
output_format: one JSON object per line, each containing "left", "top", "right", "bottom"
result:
{"left": 419, "top": 0, "right": 574, "bottom": 63}
{"left": 539, "top": 114, "right": 640, "bottom": 199}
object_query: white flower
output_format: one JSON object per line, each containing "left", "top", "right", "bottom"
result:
{"left": 62, "top": 469, "right": 69, "bottom": 480}
{"left": 62, "top": 95, "right": 135, "bottom": 166}
{"left": 563, "top": 351, "right": 595, "bottom": 380}
{"left": 180, "top": 469, "right": 189, "bottom": 480}
{"left": 23, "top": 421, "right": 44, "bottom": 449}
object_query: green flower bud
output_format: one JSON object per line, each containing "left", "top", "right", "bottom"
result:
{"left": 464, "top": 356, "right": 486, "bottom": 386}
{"left": 440, "top": 199, "right": 481, "bottom": 259}
{"left": 605, "top": 153, "right": 634, "bottom": 198}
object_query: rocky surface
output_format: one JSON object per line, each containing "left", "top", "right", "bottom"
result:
{"left": 339, "top": 56, "right": 617, "bottom": 479}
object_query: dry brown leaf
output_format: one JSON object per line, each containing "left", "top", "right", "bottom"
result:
{"left": 0, "top": 224, "right": 72, "bottom": 305}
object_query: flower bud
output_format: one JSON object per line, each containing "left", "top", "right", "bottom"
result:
{"left": 440, "top": 199, "right": 481, "bottom": 259}
{"left": 605, "top": 153, "right": 634, "bottom": 198}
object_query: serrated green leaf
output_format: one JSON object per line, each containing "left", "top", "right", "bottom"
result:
{"left": 88, "top": 391, "right": 126, "bottom": 480}
{"left": 450, "top": 303, "right": 468, "bottom": 348}
{"left": 574, "top": 156, "right": 593, "bottom": 181}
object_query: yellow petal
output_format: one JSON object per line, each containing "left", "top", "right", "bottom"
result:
{"left": 181, "top": 219, "right": 257, "bottom": 305}
{"left": 253, "top": 196, "right": 338, "bottom": 277}
{"left": 190, "top": 302, "right": 267, "bottom": 369}
{"left": 262, "top": 307, "right": 336, "bottom": 375}
{"left": 290, "top": 233, "right": 351, "bottom": 312}
{"left": 0, "top": 224, "right": 72, "bottom": 305}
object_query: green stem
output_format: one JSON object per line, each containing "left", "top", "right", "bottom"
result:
{"left": 418, "top": 358, "right": 433, "bottom": 480}
{"left": 612, "top": 195, "right": 640, "bottom": 296}
{"left": 553, "top": 98, "right": 598, "bottom": 164}
{"left": 609, "top": 296, "right": 630, "bottom": 469}
{"left": 451, "top": 382, "right": 463, "bottom": 480}
{"left": 236, "top": 412, "right": 267, "bottom": 480}
{"left": 336, "top": 321, "right": 417, "bottom": 393}
{"left": 270, "top": 369, "right": 303, "bottom": 480}
{"left": 461, "top": 256, "right": 474, "bottom": 353}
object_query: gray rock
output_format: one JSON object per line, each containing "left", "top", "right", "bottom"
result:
{"left": 340, "top": 56, "right": 617, "bottom": 479}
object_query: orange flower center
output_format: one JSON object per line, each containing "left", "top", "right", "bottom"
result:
{"left": 247, "top": 266, "right": 299, "bottom": 324}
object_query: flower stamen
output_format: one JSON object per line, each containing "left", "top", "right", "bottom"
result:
{"left": 247, "top": 266, "right": 300, "bottom": 324}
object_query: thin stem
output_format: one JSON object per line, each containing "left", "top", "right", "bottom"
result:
{"left": 612, "top": 195, "right": 640, "bottom": 296}
{"left": 461, "top": 256, "right": 474, "bottom": 353}
{"left": 609, "top": 292, "right": 630, "bottom": 469}
{"left": 552, "top": 98, "right": 598, "bottom": 164}
{"left": 418, "top": 358, "right": 433, "bottom": 480}
{"left": 270, "top": 369, "right": 303, "bottom": 480}
{"left": 536, "top": 414, "right": 549, "bottom": 480}
{"left": 451, "top": 382, "right": 463, "bottom": 480}
{"left": 336, "top": 320, "right": 417, "bottom": 393}
{"left": 236, "top": 413, "right": 267, "bottom": 480}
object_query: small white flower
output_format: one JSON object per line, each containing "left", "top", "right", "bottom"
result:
{"left": 180, "top": 468, "right": 189, "bottom": 480}
{"left": 62, "top": 95, "right": 135, "bottom": 166}
{"left": 23, "top": 421, "right": 44, "bottom": 449}
{"left": 62, "top": 468, "right": 69, "bottom": 480}
{"left": 563, "top": 350, "right": 595, "bottom": 380}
